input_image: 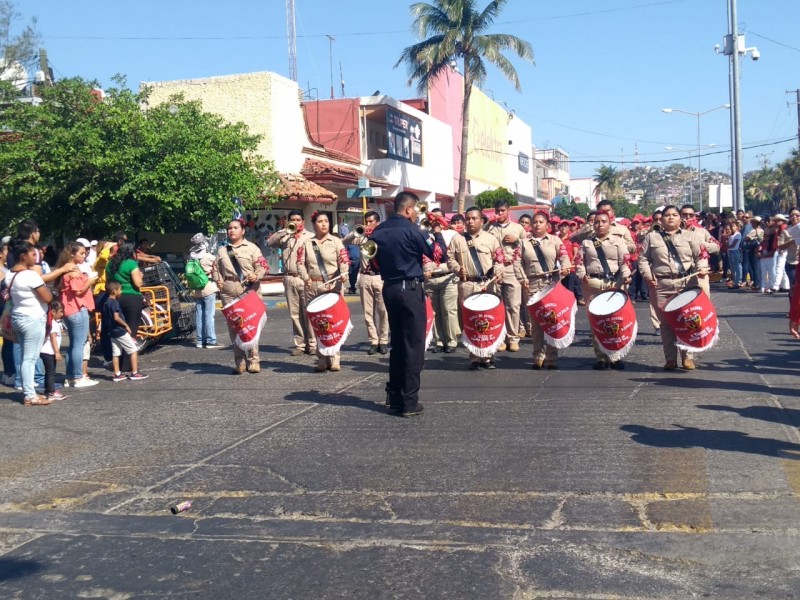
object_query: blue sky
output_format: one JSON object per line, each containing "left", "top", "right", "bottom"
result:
{"left": 20, "top": 0, "right": 800, "bottom": 178}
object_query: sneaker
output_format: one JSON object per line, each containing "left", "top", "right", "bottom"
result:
{"left": 128, "top": 372, "right": 149, "bottom": 381}
{"left": 113, "top": 372, "right": 128, "bottom": 383}
{"left": 205, "top": 344, "right": 223, "bottom": 349}
{"left": 71, "top": 377, "right": 99, "bottom": 388}
{"left": 47, "top": 390, "right": 68, "bottom": 401}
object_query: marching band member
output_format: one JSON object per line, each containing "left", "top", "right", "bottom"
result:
{"left": 680, "top": 204, "right": 720, "bottom": 297}
{"left": 558, "top": 220, "right": 584, "bottom": 306}
{"left": 638, "top": 205, "right": 708, "bottom": 371}
{"left": 213, "top": 218, "right": 268, "bottom": 374}
{"left": 571, "top": 200, "right": 636, "bottom": 254}
{"left": 484, "top": 200, "right": 527, "bottom": 353}
{"left": 576, "top": 211, "right": 631, "bottom": 370}
{"left": 423, "top": 213, "right": 460, "bottom": 353}
{"left": 448, "top": 207, "right": 504, "bottom": 370}
{"left": 520, "top": 212, "right": 571, "bottom": 370}
{"left": 517, "top": 213, "right": 533, "bottom": 337}
{"left": 342, "top": 211, "right": 389, "bottom": 355}
{"left": 267, "top": 209, "right": 315, "bottom": 356}
{"left": 298, "top": 211, "right": 350, "bottom": 373}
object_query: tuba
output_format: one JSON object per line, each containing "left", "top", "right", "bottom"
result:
{"left": 361, "top": 240, "right": 378, "bottom": 259}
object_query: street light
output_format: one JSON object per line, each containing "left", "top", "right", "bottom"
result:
{"left": 662, "top": 104, "right": 730, "bottom": 212}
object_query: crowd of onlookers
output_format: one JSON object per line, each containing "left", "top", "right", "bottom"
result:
{"left": 1, "top": 221, "right": 152, "bottom": 406}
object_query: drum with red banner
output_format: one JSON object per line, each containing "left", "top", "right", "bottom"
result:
{"left": 307, "top": 292, "right": 353, "bottom": 356}
{"left": 424, "top": 295, "right": 435, "bottom": 349}
{"left": 526, "top": 281, "right": 577, "bottom": 348}
{"left": 662, "top": 287, "right": 719, "bottom": 352}
{"left": 461, "top": 293, "right": 506, "bottom": 357}
{"left": 221, "top": 291, "right": 267, "bottom": 351}
{"left": 587, "top": 290, "right": 638, "bottom": 358}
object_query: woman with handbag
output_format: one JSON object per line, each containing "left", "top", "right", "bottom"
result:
{"left": 213, "top": 219, "right": 267, "bottom": 374}
{"left": 56, "top": 242, "right": 99, "bottom": 388}
{"left": 3, "top": 240, "right": 55, "bottom": 405}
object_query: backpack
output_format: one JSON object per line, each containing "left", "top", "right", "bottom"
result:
{"left": 184, "top": 259, "right": 209, "bottom": 290}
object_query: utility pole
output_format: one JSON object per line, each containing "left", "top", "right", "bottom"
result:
{"left": 285, "top": 0, "right": 297, "bottom": 82}
{"left": 788, "top": 89, "right": 800, "bottom": 149}
{"left": 326, "top": 35, "right": 335, "bottom": 99}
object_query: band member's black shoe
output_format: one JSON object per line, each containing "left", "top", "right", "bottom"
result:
{"left": 401, "top": 404, "right": 424, "bottom": 417}
{"left": 592, "top": 360, "right": 608, "bottom": 370}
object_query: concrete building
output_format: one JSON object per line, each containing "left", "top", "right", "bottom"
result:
{"left": 568, "top": 177, "right": 603, "bottom": 209}
{"left": 534, "top": 148, "right": 570, "bottom": 202}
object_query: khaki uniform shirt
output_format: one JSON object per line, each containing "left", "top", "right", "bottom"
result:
{"left": 520, "top": 234, "right": 570, "bottom": 284}
{"left": 572, "top": 221, "right": 636, "bottom": 254}
{"left": 213, "top": 239, "right": 267, "bottom": 303}
{"left": 447, "top": 230, "right": 502, "bottom": 280}
{"left": 298, "top": 234, "right": 349, "bottom": 282}
{"left": 638, "top": 229, "right": 707, "bottom": 281}
{"left": 267, "top": 228, "right": 313, "bottom": 276}
{"left": 484, "top": 220, "right": 527, "bottom": 263}
{"left": 576, "top": 234, "right": 631, "bottom": 281}
{"left": 682, "top": 225, "right": 720, "bottom": 255}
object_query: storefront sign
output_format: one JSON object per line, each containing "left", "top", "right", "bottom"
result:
{"left": 386, "top": 107, "right": 423, "bottom": 166}
{"left": 518, "top": 152, "right": 530, "bottom": 173}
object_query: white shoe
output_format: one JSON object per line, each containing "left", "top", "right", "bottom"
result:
{"left": 70, "top": 377, "right": 99, "bottom": 388}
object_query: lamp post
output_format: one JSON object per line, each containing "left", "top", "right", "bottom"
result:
{"left": 662, "top": 104, "right": 730, "bottom": 212}
{"left": 665, "top": 144, "right": 717, "bottom": 206}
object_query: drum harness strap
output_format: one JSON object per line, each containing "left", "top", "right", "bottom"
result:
{"left": 592, "top": 237, "right": 618, "bottom": 283}
{"left": 658, "top": 231, "right": 690, "bottom": 278}
{"left": 463, "top": 233, "right": 492, "bottom": 281}
{"left": 311, "top": 241, "right": 330, "bottom": 283}
{"left": 530, "top": 238, "right": 553, "bottom": 280}
{"left": 225, "top": 246, "right": 245, "bottom": 282}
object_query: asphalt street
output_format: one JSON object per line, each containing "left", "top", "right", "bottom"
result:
{"left": 1, "top": 281, "right": 799, "bottom": 599}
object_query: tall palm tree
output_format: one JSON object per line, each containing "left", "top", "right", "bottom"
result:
{"left": 396, "top": 0, "right": 534, "bottom": 213}
{"left": 593, "top": 164, "right": 622, "bottom": 199}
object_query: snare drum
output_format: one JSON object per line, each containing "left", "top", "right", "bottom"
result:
{"left": 587, "top": 290, "right": 638, "bottom": 358}
{"left": 461, "top": 293, "right": 506, "bottom": 357}
{"left": 662, "top": 287, "right": 718, "bottom": 353}
{"left": 307, "top": 292, "right": 353, "bottom": 356}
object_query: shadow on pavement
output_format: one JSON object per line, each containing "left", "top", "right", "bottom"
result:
{"left": 629, "top": 375, "right": 798, "bottom": 398}
{"left": 697, "top": 404, "right": 800, "bottom": 429}
{"left": 284, "top": 390, "right": 387, "bottom": 414}
{"left": 621, "top": 424, "right": 800, "bottom": 458}
{"left": 0, "top": 558, "right": 43, "bottom": 582}
{"left": 169, "top": 361, "right": 238, "bottom": 376}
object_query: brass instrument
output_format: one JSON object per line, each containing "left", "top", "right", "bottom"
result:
{"left": 417, "top": 202, "right": 428, "bottom": 215}
{"left": 651, "top": 223, "right": 662, "bottom": 232}
{"left": 361, "top": 240, "right": 378, "bottom": 259}
{"left": 419, "top": 218, "right": 431, "bottom": 230}
{"left": 286, "top": 222, "right": 297, "bottom": 234}
{"left": 354, "top": 224, "right": 366, "bottom": 236}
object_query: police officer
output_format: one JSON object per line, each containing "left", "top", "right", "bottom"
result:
{"left": 369, "top": 192, "right": 437, "bottom": 417}
{"left": 576, "top": 210, "right": 631, "bottom": 370}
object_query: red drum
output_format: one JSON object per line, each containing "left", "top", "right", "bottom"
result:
{"left": 424, "top": 295, "right": 435, "bottom": 349}
{"left": 587, "top": 290, "right": 638, "bottom": 358}
{"left": 307, "top": 292, "right": 353, "bottom": 356}
{"left": 526, "top": 281, "right": 577, "bottom": 348}
{"left": 221, "top": 291, "right": 267, "bottom": 351}
{"left": 461, "top": 293, "right": 506, "bottom": 357}
{"left": 662, "top": 287, "right": 719, "bottom": 353}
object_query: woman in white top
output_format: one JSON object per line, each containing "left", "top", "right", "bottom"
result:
{"left": 5, "top": 241, "right": 54, "bottom": 405}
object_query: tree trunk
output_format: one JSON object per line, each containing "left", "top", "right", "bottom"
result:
{"left": 457, "top": 67, "right": 471, "bottom": 215}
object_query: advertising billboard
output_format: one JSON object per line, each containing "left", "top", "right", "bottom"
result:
{"left": 386, "top": 107, "right": 423, "bottom": 166}
{"left": 466, "top": 88, "right": 507, "bottom": 188}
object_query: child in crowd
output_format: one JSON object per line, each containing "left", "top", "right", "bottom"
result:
{"left": 40, "top": 299, "right": 67, "bottom": 401}
{"left": 102, "top": 281, "right": 148, "bottom": 382}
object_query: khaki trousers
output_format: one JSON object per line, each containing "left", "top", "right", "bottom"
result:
{"left": 225, "top": 319, "right": 259, "bottom": 367}
{"left": 581, "top": 278, "right": 622, "bottom": 362}
{"left": 359, "top": 273, "right": 388, "bottom": 345}
{"left": 306, "top": 279, "right": 343, "bottom": 362}
{"left": 285, "top": 275, "right": 316, "bottom": 351}
{"left": 426, "top": 274, "right": 460, "bottom": 349}
{"left": 499, "top": 266, "right": 522, "bottom": 345}
{"left": 649, "top": 277, "right": 696, "bottom": 364}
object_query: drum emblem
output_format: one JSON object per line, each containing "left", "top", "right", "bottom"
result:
{"left": 541, "top": 309, "right": 557, "bottom": 325}
{"left": 315, "top": 317, "right": 331, "bottom": 333}
{"left": 682, "top": 312, "right": 702, "bottom": 331}
{"left": 474, "top": 317, "right": 490, "bottom": 334}
{"left": 603, "top": 321, "right": 619, "bottom": 337}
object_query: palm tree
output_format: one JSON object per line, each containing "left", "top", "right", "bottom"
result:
{"left": 593, "top": 164, "right": 622, "bottom": 199}
{"left": 396, "top": 0, "right": 534, "bottom": 213}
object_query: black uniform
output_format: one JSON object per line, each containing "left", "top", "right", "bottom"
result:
{"left": 369, "top": 215, "right": 441, "bottom": 413}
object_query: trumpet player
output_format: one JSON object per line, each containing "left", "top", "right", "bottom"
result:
{"left": 298, "top": 211, "right": 351, "bottom": 372}
{"left": 343, "top": 212, "right": 389, "bottom": 355}
{"left": 423, "top": 213, "right": 460, "bottom": 353}
{"left": 268, "top": 210, "right": 315, "bottom": 356}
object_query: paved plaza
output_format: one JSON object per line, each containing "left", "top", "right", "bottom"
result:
{"left": 1, "top": 283, "right": 799, "bottom": 599}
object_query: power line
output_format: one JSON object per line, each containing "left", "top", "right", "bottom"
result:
{"left": 747, "top": 30, "right": 800, "bottom": 54}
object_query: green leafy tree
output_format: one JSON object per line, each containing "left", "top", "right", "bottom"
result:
{"left": 0, "top": 76, "right": 279, "bottom": 238}
{"left": 473, "top": 186, "right": 517, "bottom": 210}
{"left": 593, "top": 164, "right": 622, "bottom": 200}
{"left": 0, "top": 1, "right": 39, "bottom": 75}
{"left": 396, "top": 0, "right": 534, "bottom": 214}
{"left": 553, "top": 199, "right": 584, "bottom": 219}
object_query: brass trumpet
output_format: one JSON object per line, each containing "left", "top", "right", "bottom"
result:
{"left": 419, "top": 218, "right": 431, "bottom": 230}
{"left": 354, "top": 224, "right": 366, "bottom": 236}
{"left": 417, "top": 202, "right": 428, "bottom": 215}
{"left": 361, "top": 240, "right": 378, "bottom": 259}
{"left": 286, "top": 222, "right": 297, "bottom": 234}
{"left": 651, "top": 223, "right": 662, "bottom": 232}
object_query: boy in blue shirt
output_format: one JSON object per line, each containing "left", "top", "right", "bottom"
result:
{"left": 102, "top": 281, "right": 148, "bottom": 381}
